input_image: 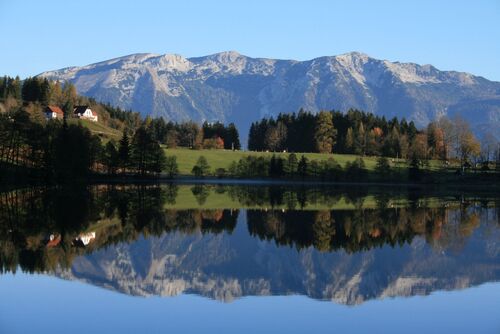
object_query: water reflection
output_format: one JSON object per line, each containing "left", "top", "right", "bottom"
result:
{"left": 0, "top": 185, "right": 498, "bottom": 304}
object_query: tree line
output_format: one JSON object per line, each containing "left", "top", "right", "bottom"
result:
{"left": 1, "top": 75, "right": 144, "bottom": 132}
{"left": 141, "top": 118, "right": 241, "bottom": 150}
{"left": 248, "top": 108, "right": 498, "bottom": 169}
{"left": 0, "top": 75, "right": 246, "bottom": 183}
{"left": 0, "top": 108, "right": 171, "bottom": 182}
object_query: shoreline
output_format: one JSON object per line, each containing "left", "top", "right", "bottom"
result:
{"left": 2, "top": 172, "right": 499, "bottom": 193}
{"left": 86, "top": 175, "right": 500, "bottom": 192}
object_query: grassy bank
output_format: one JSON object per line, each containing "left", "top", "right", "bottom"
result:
{"left": 164, "top": 147, "right": 445, "bottom": 176}
{"left": 67, "top": 118, "right": 122, "bottom": 142}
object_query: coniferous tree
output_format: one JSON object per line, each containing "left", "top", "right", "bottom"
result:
{"left": 375, "top": 156, "right": 391, "bottom": 177}
{"left": 314, "top": 111, "right": 336, "bottom": 153}
{"left": 103, "top": 141, "right": 119, "bottom": 174}
{"left": 345, "top": 127, "right": 354, "bottom": 154}
{"left": 287, "top": 153, "right": 298, "bottom": 177}
{"left": 0, "top": 76, "right": 7, "bottom": 99}
{"left": 40, "top": 78, "right": 51, "bottom": 105}
{"left": 355, "top": 122, "right": 366, "bottom": 155}
{"left": 62, "top": 82, "right": 77, "bottom": 105}
{"left": 150, "top": 142, "right": 167, "bottom": 176}
{"left": 226, "top": 123, "right": 241, "bottom": 150}
{"left": 118, "top": 132, "right": 130, "bottom": 172}
{"left": 297, "top": 155, "right": 308, "bottom": 179}
{"left": 50, "top": 81, "right": 63, "bottom": 105}
{"left": 7, "top": 76, "right": 22, "bottom": 100}
{"left": 131, "top": 127, "right": 151, "bottom": 175}
{"left": 63, "top": 100, "right": 73, "bottom": 120}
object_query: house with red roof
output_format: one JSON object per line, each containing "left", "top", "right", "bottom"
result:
{"left": 44, "top": 105, "right": 64, "bottom": 120}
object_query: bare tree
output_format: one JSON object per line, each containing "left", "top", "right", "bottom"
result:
{"left": 481, "top": 132, "right": 498, "bottom": 162}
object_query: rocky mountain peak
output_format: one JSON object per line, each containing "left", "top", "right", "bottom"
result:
{"left": 39, "top": 51, "right": 500, "bottom": 142}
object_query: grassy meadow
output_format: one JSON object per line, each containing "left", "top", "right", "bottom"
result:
{"left": 70, "top": 119, "right": 471, "bottom": 180}
{"left": 68, "top": 118, "right": 123, "bottom": 142}
{"left": 164, "top": 147, "right": 446, "bottom": 176}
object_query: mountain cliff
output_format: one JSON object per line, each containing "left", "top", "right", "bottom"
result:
{"left": 39, "top": 51, "right": 500, "bottom": 140}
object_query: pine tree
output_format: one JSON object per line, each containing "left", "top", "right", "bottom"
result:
{"left": 297, "top": 155, "right": 308, "bottom": 179}
{"left": 354, "top": 122, "right": 366, "bottom": 155}
{"left": 375, "top": 156, "right": 391, "bottom": 176}
{"left": 314, "top": 111, "right": 336, "bottom": 153}
{"left": 226, "top": 123, "right": 241, "bottom": 150}
{"left": 7, "top": 76, "right": 22, "bottom": 100}
{"left": 50, "top": 81, "right": 63, "bottom": 105}
{"left": 103, "top": 141, "right": 119, "bottom": 174}
{"left": 131, "top": 127, "right": 153, "bottom": 175}
{"left": 40, "top": 78, "right": 51, "bottom": 105}
{"left": 62, "top": 82, "right": 77, "bottom": 105}
{"left": 287, "top": 153, "right": 298, "bottom": 177}
{"left": 63, "top": 100, "right": 73, "bottom": 120}
{"left": 248, "top": 123, "right": 258, "bottom": 151}
{"left": 118, "top": 132, "right": 130, "bottom": 173}
{"left": 0, "top": 76, "right": 7, "bottom": 99}
{"left": 345, "top": 127, "right": 354, "bottom": 153}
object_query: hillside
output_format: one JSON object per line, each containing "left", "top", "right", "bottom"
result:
{"left": 39, "top": 51, "right": 500, "bottom": 143}
{"left": 66, "top": 118, "right": 122, "bottom": 141}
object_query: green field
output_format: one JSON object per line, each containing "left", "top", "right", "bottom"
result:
{"left": 164, "top": 147, "right": 445, "bottom": 176}
{"left": 68, "top": 119, "right": 122, "bottom": 141}
{"left": 70, "top": 119, "right": 458, "bottom": 178}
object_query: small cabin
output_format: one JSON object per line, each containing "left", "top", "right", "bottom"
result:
{"left": 74, "top": 105, "right": 98, "bottom": 122}
{"left": 44, "top": 106, "right": 64, "bottom": 120}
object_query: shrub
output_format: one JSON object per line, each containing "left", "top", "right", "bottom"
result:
{"left": 164, "top": 156, "right": 179, "bottom": 178}
{"left": 215, "top": 168, "right": 226, "bottom": 178}
{"left": 345, "top": 157, "right": 366, "bottom": 180}
{"left": 203, "top": 136, "right": 224, "bottom": 149}
{"left": 375, "top": 157, "right": 391, "bottom": 176}
{"left": 192, "top": 156, "right": 210, "bottom": 177}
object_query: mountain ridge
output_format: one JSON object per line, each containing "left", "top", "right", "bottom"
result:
{"left": 39, "top": 51, "right": 500, "bottom": 142}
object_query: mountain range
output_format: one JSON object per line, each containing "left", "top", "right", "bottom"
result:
{"left": 39, "top": 51, "right": 500, "bottom": 141}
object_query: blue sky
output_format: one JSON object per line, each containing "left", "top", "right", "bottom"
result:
{"left": 1, "top": 0, "right": 499, "bottom": 80}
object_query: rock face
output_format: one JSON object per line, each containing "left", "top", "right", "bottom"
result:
{"left": 39, "top": 51, "right": 500, "bottom": 142}
{"left": 56, "top": 213, "right": 500, "bottom": 305}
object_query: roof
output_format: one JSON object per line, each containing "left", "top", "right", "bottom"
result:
{"left": 74, "top": 105, "right": 90, "bottom": 114}
{"left": 45, "top": 105, "right": 64, "bottom": 115}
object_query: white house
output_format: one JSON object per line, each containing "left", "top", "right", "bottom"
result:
{"left": 74, "top": 105, "right": 98, "bottom": 122}
{"left": 44, "top": 105, "right": 64, "bottom": 120}
{"left": 73, "top": 232, "right": 96, "bottom": 247}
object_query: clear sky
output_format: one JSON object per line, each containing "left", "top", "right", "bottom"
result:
{"left": 1, "top": 0, "right": 499, "bottom": 81}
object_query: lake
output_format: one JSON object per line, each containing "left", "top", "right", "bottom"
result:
{"left": 0, "top": 184, "right": 499, "bottom": 333}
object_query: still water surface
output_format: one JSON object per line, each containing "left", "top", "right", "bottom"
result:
{"left": 0, "top": 184, "right": 499, "bottom": 333}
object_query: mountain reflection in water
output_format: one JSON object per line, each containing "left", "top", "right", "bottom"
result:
{"left": 0, "top": 184, "right": 498, "bottom": 304}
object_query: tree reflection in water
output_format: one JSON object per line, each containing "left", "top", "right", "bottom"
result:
{"left": 0, "top": 184, "right": 498, "bottom": 277}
